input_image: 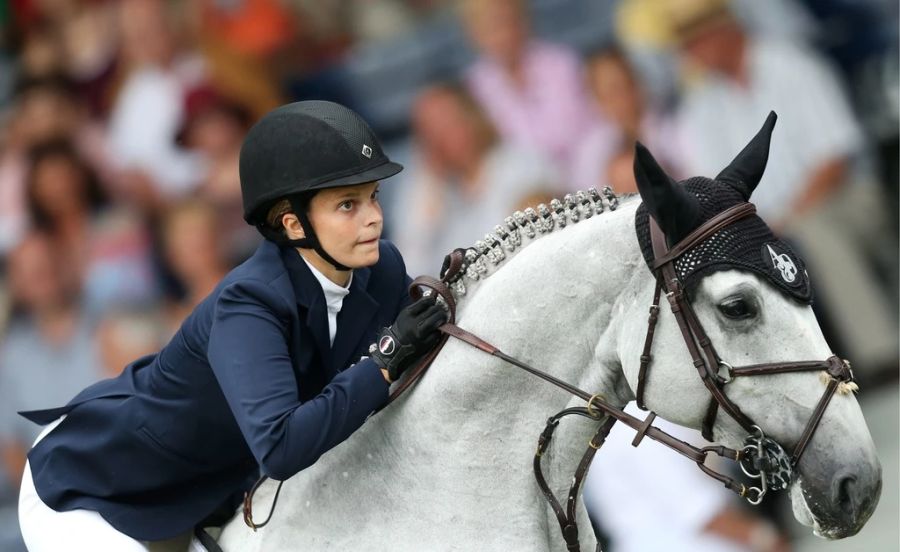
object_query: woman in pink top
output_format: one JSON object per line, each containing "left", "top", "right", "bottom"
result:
{"left": 460, "top": 0, "right": 601, "bottom": 178}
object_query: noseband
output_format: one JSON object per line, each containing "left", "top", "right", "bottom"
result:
{"left": 638, "top": 202, "right": 854, "bottom": 500}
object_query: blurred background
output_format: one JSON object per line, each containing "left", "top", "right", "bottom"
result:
{"left": 0, "top": 0, "right": 896, "bottom": 551}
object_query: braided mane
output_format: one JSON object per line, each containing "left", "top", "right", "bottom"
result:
{"left": 442, "top": 187, "right": 625, "bottom": 299}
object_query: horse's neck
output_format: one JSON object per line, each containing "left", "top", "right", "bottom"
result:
{"left": 394, "top": 198, "right": 646, "bottom": 460}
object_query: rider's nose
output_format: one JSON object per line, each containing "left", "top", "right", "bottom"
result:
{"left": 366, "top": 201, "right": 383, "bottom": 227}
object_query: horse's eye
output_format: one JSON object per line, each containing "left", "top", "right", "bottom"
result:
{"left": 718, "top": 297, "right": 756, "bottom": 320}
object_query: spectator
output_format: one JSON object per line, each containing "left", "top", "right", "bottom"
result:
{"left": 0, "top": 74, "right": 112, "bottom": 257}
{"left": 186, "top": 0, "right": 288, "bottom": 119}
{"left": 25, "top": 140, "right": 157, "bottom": 316}
{"left": 177, "top": 85, "right": 260, "bottom": 264}
{"left": 604, "top": 145, "right": 642, "bottom": 194}
{"left": 159, "top": 199, "right": 230, "bottom": 332}
{"left": 571, "top": 46, "right": 684, "bottom": 193}
{"left": 670, "top": 0, "right": 898, "bottom": 375}
{"left": 26, "top": 140, "right": 108, "bottom": 280}
{"left": 0, "top": 233, "right": 103, "bottom": 489}
{"left": 58, "top": 2, "right": 121, "bottom": 119}
{"left": 459, "top": 0, "right": 601, "bottom": 179}
{"left": 396, "top": 83, "right": 559, "bottom": 275}
{"left": 106, "top": 0, "right": 207, "bottom": 209}
{"left": 96, "top": 307, "right": 165, "bottom": 379}
{"left": 613, "top": 0, "right": 817, "bottom": 109}
{"left": 14, "top": 3, "right": 119, "bottom": 119}
{"left": 16, "top": 20, "right": 66, "bottom": 79}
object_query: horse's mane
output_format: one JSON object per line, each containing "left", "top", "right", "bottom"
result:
{"left": 443, "top": 187, "right": 636, "bottom": 301}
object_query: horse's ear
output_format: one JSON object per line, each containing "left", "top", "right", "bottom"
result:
{"left": 715, "top": 111, "right": 777, "bottom": 199}
{"left": 634, "top": 141, "right": 701, "bottom": 244}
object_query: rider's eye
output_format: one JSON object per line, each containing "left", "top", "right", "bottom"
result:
{"left": 718, "top": 297, "right": 757, "bottom": 320}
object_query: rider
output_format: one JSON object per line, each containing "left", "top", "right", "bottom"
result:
{"left": 17, "top": 101, "right": 447, "bottom": 550}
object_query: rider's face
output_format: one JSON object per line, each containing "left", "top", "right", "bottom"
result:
{"left": 294, "top": 182, "right": 383, "bottom": 281}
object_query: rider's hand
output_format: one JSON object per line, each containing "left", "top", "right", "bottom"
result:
{"left": 370, "top": 295, "right": 447, "bottom": 383}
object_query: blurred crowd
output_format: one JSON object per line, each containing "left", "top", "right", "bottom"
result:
{"left": 0, "top": 0, "right": 896, "bottom": 551}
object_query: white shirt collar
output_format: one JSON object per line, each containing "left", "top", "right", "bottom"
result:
{"left": 300, "top": 255, "right": 352, "bottom": 311}
{"left": 300, "top": 254, "right": 352, "bottom": 346}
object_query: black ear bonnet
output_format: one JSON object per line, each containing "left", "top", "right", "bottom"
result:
{"left": 634, "top": 112, "right": 812, "bottom": 303}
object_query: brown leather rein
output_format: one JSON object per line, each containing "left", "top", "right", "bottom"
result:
{"left": 242, "top": 205, "right": 854, "bottom": 552}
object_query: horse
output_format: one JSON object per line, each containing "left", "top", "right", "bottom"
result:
{"left": 216, "top": 115, "right": 881, "bottom": 551}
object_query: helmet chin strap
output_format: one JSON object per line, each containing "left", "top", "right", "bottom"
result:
{"left": 288, "top": 197, "right": 352, "bottom": 272}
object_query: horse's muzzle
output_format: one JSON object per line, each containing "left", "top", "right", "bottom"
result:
{"left": 799, "top": 457, "right": 882, "bottom": 538}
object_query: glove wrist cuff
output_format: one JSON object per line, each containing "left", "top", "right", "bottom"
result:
{"left": 370, "top": 327, "right": 416, "bottom": 381}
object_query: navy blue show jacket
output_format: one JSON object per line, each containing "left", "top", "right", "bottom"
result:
{"left": 20, "top": 239, "right": 412, "bottom": 541}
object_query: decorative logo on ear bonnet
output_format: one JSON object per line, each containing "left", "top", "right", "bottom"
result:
{"left": 765, "top": 244, "right": 798, "bottom": 283}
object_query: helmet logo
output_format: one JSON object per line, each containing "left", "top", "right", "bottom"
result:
{"left": 378, "top": 335, "right": 396, "bottom": 355}
{"left": 361, "top": 144, "right": 373, "bottom": 158}
{"left": 766, "top": 244, "right": 797, "bottom": 283}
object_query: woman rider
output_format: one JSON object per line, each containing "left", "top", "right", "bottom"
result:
{"left": 17, "top": 101, "right": 447, "bottom": 550}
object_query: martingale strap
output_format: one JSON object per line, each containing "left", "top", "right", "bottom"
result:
{"left": 534, "top": 412, "right": 617, "bottom": 552}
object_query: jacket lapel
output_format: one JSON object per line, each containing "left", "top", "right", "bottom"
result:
{"left": 331, "top": 267, "right": 379, "bottom": 373}
{"left": 282, "top": 248, "right": 332, "bottom": 368}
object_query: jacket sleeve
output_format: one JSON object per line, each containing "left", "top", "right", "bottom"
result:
{"left": 207, "top": 279, "right": 389, "bottom": 481}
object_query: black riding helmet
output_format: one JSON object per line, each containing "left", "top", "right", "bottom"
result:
{"left": 240, "top": 100, "right": 403, "bottom": 270}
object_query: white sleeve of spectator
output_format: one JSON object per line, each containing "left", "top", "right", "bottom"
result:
{"left": 584, "top": 405, "right": 733, "bottom": 537}
{"left": 780, "top": 43, "right": 864, "bottom": 166}
{"left": 626, "top": 420, "right": 732, "bottom": 532}
{"left": 646, "top": 446, "right": 732, "bottom": 532}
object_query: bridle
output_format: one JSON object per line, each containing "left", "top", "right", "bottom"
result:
{"left": 638, "top": 202, "right": 854, "bottom": 498}
{"left": 242, "top": 200, "right": 855, "bottom": 552}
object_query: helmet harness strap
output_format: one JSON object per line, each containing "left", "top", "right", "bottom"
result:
{"left": 252, "top": 195, "right": 352, "bottom": 272}
{"left": 289, "top": 196, "right": 352, "bottom": 272}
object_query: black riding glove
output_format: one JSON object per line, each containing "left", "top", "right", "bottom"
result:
{"left": 370, "top": 295, "right": 447, "bottom": 382}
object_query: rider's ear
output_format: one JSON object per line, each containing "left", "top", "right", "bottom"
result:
{"left": 281, "top": 213, "right": 305, "bottom": 240}
{"left": 715, "top": 111, "right": 777, "bottom": 200}
{"left": 634, "top": 141, "right": 701, "bottom": 245}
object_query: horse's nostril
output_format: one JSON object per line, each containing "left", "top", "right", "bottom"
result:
{"left": 835, "top": 475, "right": 858, "bottom": 517}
